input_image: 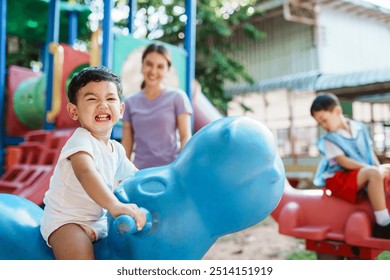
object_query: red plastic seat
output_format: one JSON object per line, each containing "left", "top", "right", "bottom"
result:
{"left": 0, "top": 129, "right": 74, "bottom": 205}
{"left": 271, "top": 180, "right": 390, "bottom": 259}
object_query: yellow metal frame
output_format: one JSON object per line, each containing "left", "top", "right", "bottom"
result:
{"left": 46, "top": 43, "right": 64, "bottom": 123}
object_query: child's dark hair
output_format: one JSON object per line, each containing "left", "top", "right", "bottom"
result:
{"left": 141, "top": 43, "right": 172, "bottom": 89}
{"left": 67, "top": 66, "right": 122, "bottom": 104}
{"left": 310, "top": 93, "right": 341, "bottom": 117}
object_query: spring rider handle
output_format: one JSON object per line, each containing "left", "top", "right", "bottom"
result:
{"left": 113, "top": 208, "right": 153, "bottom": 235}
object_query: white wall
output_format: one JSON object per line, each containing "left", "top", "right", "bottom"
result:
{"left": 317, "top": 5, "right": 390, "bottom": 73}
{"left": 228, "top": 90, "right": 317, "bottom": 130}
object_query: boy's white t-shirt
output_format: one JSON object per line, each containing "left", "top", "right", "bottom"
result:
{"left": 40, "top": 128, "right": 137, "bottom": 243}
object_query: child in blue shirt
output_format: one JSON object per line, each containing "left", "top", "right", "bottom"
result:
{"left": 311, "top": 93, "right": 390, "bottom": 239}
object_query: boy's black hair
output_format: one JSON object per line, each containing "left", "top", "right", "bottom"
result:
{"left": 67, "top": 65, "right": 123, "bottom": 104}
{"left": 310, "top": 93, "right": 341, "bottom": 117}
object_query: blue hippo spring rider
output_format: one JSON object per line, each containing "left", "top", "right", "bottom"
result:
{"left": 0, "top": 116, "right": 285, "bottom": 260}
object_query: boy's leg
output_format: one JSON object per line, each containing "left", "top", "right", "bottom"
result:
{"left": 379, "top": 164, "right": 390, "bottom": 191}
{"left": 357, "top": 166, "right": 390, "bottom": 238}
{"left": 357, "top": 166, "right": 387, "bottom": 211}
{"left": 49, "top": 223, "right": 95, "bottom": 260}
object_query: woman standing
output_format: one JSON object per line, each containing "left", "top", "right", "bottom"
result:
{"left": 122, "top": 43, "right": 193, "bottom": 169}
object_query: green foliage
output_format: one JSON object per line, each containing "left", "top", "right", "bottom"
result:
{"left": 137, "top": 0, "right": 265, "bottom": 113}
{"left": 192, "top": 0, "right": 265, "bottom": 113}
{"left": 287, "top": 250, "right": 316, "bottom": 260}
{"left": 6, "top": 39, "right": 41, "bottom": 69}
{"left": 377, "top": 251, "right": 390, "bottom": 260}
{"left": 239, "top": 101, "right": 254, "bottom": 114}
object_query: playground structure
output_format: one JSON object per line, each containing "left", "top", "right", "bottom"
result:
{"left": 0, "top": 117, "right": 285, "bottom": 260}
{"left": 0, "top": 0, "right": 221, "bottom": 205}
{"left": 272, "top": 181, "right": 390, "bottom": 259}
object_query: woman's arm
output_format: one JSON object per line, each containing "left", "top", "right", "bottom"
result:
{"left": 121, "top": 121, "right": 134, "bottom": 160}
{"left": 69, "top": 151, "right": 145, "bottom": 229}
{"left": 177, "top": 113, "right": 192, "bottom": 151}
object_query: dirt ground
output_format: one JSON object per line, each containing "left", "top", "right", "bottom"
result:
{"left": 203, "top": 216, "right": 304, "bottom": 260}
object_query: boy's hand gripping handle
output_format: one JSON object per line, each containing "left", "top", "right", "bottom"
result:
{"left": 113, "top": 208, "right": 152, "bottom": 235}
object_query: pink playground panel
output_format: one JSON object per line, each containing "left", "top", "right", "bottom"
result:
{"left": 55, "top": 44, "right": 89, "bottom": 129}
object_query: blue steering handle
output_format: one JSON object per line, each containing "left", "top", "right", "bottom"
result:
{"left": 113, "top": 208, "right": 153, "bottom": 235}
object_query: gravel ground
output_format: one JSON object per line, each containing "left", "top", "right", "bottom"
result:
{"left": 203, "top": 216, "right": 304, "bottom": 260}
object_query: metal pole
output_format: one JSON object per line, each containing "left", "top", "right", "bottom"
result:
{"left": 68, "top": 10, "right": 78, "bottom": 46}
{"left": 102, "top": 0, "right": 114, "bottom": 68}
{"left": 127, "top": 0, "right": 137, "bottom": 34}
{"left": 0, "top": 0, "right": 7, "bottom": 174}
{"left": 44, "top": 0, "right": 61, "bottom": 130}
{"left": 184, "top": 0, "right": 196, "bottom": 103}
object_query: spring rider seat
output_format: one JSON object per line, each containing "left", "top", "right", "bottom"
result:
{"left": 0, "top": 116, "right": 285, "bottom": 260}
{"left": 272, "top": 181, "right": 390, "bottom": 259}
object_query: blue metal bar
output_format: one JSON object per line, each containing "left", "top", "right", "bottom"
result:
{"left": 5, "top": 136, "right": 24, "bottom": 146}
{"left": 68, "top": 10, "right": 78, "bottom": 46}
{"left": 41, "top": 43, "right": 48, "bottom": 72}
{"left": 127, "top": 0, "right": 137, "bottom": 34}
{"left": 184, "top": 0, "right": 196, "bottom": 103}
{"left": 44, "top": 0, "right": 61, "bottom": 130}
{"left": 102, "top": 0, "right": 114, "bottom": 68}
{"left": 0, "top": 0, "right": 7, "bottom": 174}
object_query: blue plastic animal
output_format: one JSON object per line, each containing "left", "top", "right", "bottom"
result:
{"left": 0, "top": 116, "right": 285, "bottom": 259}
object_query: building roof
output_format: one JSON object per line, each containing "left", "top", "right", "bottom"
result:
{"left": 225, "top": 71, "right": 320, "bottom": 96}
{"left": 254, "top": 0, "right": 390, "bottom": 25}
{"left": 226, "top": 1, "right": 390, "bottom": 101}
{"left": 225, "top": 68, "right": 390, "bottom": 102}
{"left": 316, "top": 68, "right": 390, "bottom": 98}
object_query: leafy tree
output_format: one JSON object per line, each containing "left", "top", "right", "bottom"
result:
{"left": 6, "top": 39, "right": 41, "bottom": 69}
{"left": 134, "top": 0, "right": 266, "bottom": 113}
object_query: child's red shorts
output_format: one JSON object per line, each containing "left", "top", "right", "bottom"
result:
{"left": 325, "top": 169, "right": 360, "bottom": 204}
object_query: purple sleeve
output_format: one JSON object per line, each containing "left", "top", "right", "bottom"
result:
{"left": 174, "top": 90, "right": 193, "bottom": 116}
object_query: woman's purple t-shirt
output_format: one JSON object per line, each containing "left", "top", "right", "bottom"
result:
{"left": 123, "top": 88, "right": 193, "bottom": 169}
